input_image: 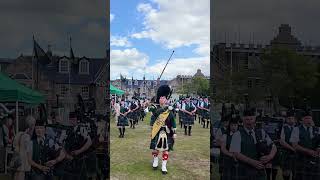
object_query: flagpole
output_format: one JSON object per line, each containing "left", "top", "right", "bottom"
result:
{"left": 69, "top": 37, "right": 71, "bottom": 111}
{"left": 31, "top": 36, "right": 35, "bottom": 115}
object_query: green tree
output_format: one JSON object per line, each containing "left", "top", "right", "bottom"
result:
{"left": 261, "top": 47, "right": 318, "bottom": 110}
{"left": 177, "top": 76, "right": 209, "bottom": 96}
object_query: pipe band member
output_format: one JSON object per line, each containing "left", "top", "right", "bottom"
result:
{"left": 290, "top": 110, "right": 320, "bottom": 180}
{"left": 150, "top": 85, "right": 177, "bottom": 175}
{"left": 229, "top": 109, "right": 277, "bottom": 180}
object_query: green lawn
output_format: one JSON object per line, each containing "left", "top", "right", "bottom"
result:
{"left": 110, "top": 113, "right": 210, "bottom": 180}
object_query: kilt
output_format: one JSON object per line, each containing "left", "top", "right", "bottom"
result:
{"left": 127, "top": 112, "right": 135, "bottom": 120}
{"left": 234, "top": 163, "right": 267, "bottom": 180}
{"left": 183, "top": 114, "right": 195, "bottom": 125}
{"left": 150, "top": 127, "right": 174, "bottom": 151}
{"left": 271, "top": 150, "right": 281, "bottom": 167}
{"left": 221, "top": 156, "right": 239, "bottom": 180}
{"left": 178, "top": 112, "right": 184, "bottom": 122}
{"left": 85, "top": 151, "right": 98, "bottom": 177}
{"left": 202, "top": 111, "right": 210, "bottom": 120}
{"left": 279, "top": 149, "right": 296, "bottom": 171}
{"left": 294, "top": 155, "right": 320, "bottom": 180}
{"left": 117, "top": 116, "right": 129, "bottom": 126}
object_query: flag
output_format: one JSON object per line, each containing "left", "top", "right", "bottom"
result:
{"left": 33, "top": 37, "right": 50, "bottom": 65}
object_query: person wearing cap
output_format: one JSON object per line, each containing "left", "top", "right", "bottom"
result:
{"left": 181, "top": 96, "right": 196, "bottom": 136}
{"left": 220, "top": 116, "right": 239, "bottom": 180}
{"left": 290, "top": 110, "right": 320, "bottom": 180}
{"left": 229, "top": 109, "right": 277, "bottom": 180}
{"left": 27, "top": 119, "right": 65, "bottom": 180}
{"left": 117, "top": 99, "right": 130, "bottom": 138}
{"left": 149, "top": 85, "right": 177, "bottom": 175}
{"left": 279, "top": 110, "right": 297, "bottom": 180}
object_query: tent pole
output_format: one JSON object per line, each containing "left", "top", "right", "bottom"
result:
{"left": 16, "top": 101, "right": 18, "bottom": 133}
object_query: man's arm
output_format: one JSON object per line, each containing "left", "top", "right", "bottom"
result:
{"left": 290, "top": 127, "right": 317, "bottom": 157}
{"left": 279, "top": 128, "right": 295, "bottom": 151}
{"left": 71, "top": 136, "right": 92, "bottom": 156}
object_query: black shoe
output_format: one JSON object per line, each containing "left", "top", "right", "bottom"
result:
{"left": 119, "top": 135, "right": 122, "bottom": 138}
{"left": 162, "top": 171, "right": 167, "bottom": 175}
{"left": 153, "top": 167, "right": 158, "bottom": 170}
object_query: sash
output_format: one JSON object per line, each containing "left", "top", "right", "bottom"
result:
{"left": 151, "top": 110, "right": 170, "bottom": 139}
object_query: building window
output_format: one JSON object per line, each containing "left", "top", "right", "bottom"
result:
{"left": 255, "top": 78, "right": 261, "bottom": 87}
{"left": 60, "top": 85, "right": 69, "bottom": 98}
{"left": 59, "top": 59, "right": 69, "bottom": 73}
{"left": 128, "top": 80, "right": 132, "bottom": 85}
{"left": 81, "top": 86, "right": 89, "bottom": 99}
{"left": 153, "top": 81, "right": 157, "bottom": 86}
{"left": 147, "top": 81, "right": 151, "bottom": 86}
{"left": 248, "top": 80, "right": 252, "bottom": 88}
{"left": 134, "top": 80, "right": 138, "bottom": 86}
{"left": 79, "top": 60, "right": 89, "bottom": 74}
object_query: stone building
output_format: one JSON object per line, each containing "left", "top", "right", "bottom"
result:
{"left": 0, "top": 45, "right": 109, "bottom": 116}
{"left": 111, "top": 77, "right": 168, "bottom": 99}
{"left": 211, "top": 24, "right": 320, "bottom": 113}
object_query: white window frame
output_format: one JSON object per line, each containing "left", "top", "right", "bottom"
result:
{"left": 134, "top": 80, "right": 138, "bottom": 86}
{"left": 79, "top": 60, "right": 89, "bottom": 74}
{"left": 59, "top": 59, "right": 69, "bottom": 73}
{"left": 81, "top": 86, "right": 89, "bottom": 99}
{"left": 128, "top": 80, "right": 132, "bottom": 85}
{"left": 147, "top": 81, "right": 151, "bottom": 86}
{"left": 60, "top": 85, "right": 69, "bottom": 98}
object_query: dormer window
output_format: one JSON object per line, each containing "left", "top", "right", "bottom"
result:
{"left": 134, "top": 80, "right": 138, "bottom": 86}
{"left": 147, "top": 81, "right": 151, "bottom": 86}
{"left": 59, "top": 59, "right": 69, "bottom": 73}
{"left": 128, "top": 80, "right": 132, "bottom": 85}
{"left": 79, "top": 59, "right": 89, "bottom": 74}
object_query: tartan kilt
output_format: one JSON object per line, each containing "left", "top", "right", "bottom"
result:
{"left": 178, "top": 112, "right": 184, "bottom": 121}
{"left": 183, "top": 114, "right": 195, "bottom": 125}
{"left": 150, "top": 129, "right": 174, "bottom": 151}
{"left": 85, "top": 151, "right": 98, "bottom": 176}
{"left": 222, "top": 161, "right": 239, "bottom": 180}
{"left": 271, "top": 150, "right": 281, "bottom": 167}
{"left": 234, "top": 163, "right": 267, "bottom": 180}
{"left": 202, "top": 111, "right": 210, "bottom": 120}
{"left": 117, "top": 116, "right": 129, "bottom": 126}
{"left": 127, "top": 112, "right": 135, "bottom": 120}
{"left": 279, "top": 149, "right": 296, "bottom": 171}
{"left": 294, "top": 155, "right": 320, "bottom": 180}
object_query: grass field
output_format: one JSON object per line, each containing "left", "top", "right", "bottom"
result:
{"left": 110, "top": 113, "right": 210, "bottom": 180}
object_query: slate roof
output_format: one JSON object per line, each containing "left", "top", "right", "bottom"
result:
{"left": 43, "top": 56, "right": 106, "bottom": 84}
{"left": 2, "top": 55, "right": 106, "bottom": 85}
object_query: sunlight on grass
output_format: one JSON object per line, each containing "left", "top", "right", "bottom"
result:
{"left": 110, "top": 113, "right": 210, "bottom": 180}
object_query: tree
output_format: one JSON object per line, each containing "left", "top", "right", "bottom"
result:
{"left": 261, "top": 47, "right": 318, "bottom": 110}
{"left": 177, "top": 76, "right": 209, "bottom": 96}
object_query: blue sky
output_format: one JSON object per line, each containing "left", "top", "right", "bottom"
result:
{"left": 110, "top": 0, "right": 210, "bottom": 80}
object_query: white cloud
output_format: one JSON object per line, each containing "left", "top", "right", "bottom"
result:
{"left": 132, "top": 0, "right": 210, "bottom": 56}
{"left": 110, "top": 48, "right": 149, "bottom": 79}
{"left": 111, "top": 35, "right": 132, "bottom": 47}
{"left": 145, "top": 56, "right": 210, "bottom": 80}
{"left": 110, "top": 13, "right": 114, "bottom": 22}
